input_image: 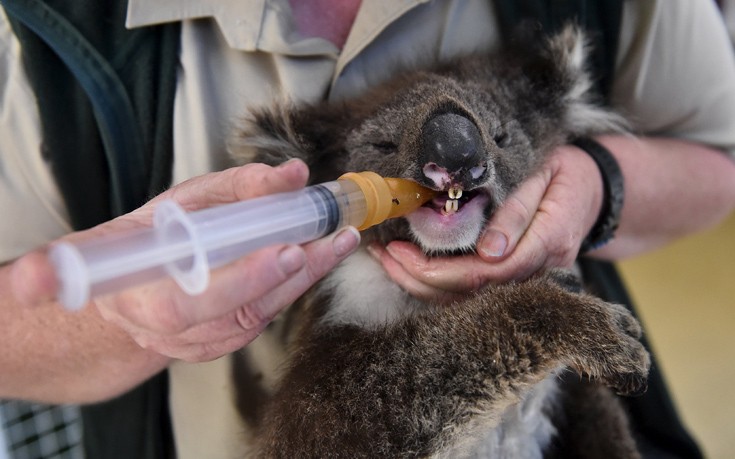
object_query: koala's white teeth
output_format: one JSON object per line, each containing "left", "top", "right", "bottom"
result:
{"left": 444, "top": 199, "right": 459, "bottom": 214}
{"left": 448, "top": 186, "right": 463, "bottom": 200}
{"left": 443, "top": 186, "right": 463, "bottom": 214}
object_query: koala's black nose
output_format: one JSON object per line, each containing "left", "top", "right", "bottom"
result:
{"left": 420, "top": 112, "right": 483, "bottom": 175}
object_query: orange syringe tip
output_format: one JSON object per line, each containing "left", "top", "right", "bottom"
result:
{"left": 339, "top": 172, "right": 438, "bottom": 230}
{"left": 384, "top": 178, "right": 438, "bottom": 220}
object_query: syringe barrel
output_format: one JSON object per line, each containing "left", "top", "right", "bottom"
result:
{"left": 50, "top": 179, "right": 367, "bottom": 310}
{"left": 50, "top": 228, "right": 170, "bottom": 310}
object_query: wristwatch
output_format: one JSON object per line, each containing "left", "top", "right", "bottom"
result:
{"left": 572, "top": 137, "right": 625, "bottom": 254}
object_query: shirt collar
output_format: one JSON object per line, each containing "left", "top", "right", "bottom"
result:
{"left": 126, "top": 0, "right": 428, "bottom": 57}
{"left": 126, "top": 0, "right": 267, "bottom": 50}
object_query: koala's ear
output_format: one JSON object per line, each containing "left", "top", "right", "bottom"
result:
{"left": 230, "top": 102, "right": 354, "bottom": 183}
{"left": 230, "top": 103, "right": 310, "bottom": 167}
{"left": 546, "top": 25, "right": 627, "bottom": 135}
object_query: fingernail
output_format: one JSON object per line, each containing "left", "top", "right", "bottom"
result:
{"left": 277, "top": 245, "right": 306, "bottom": 275}
{"left": 365, "top": 242, "right": 386, "bottom": 262}
{"left": 480, "top": 229, "right": 508, "bottom": 258}
{"left": 333, "top": 226, "right": 361, "bottom": 257}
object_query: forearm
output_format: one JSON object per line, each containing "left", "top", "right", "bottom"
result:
{"left": 0, "top": 261, "right": 170, "bottom": 404}
{"left": 591, "top": 135, "right": 735, "bottom": 259}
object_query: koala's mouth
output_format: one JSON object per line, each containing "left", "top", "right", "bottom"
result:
{"left": 406, "top": 184, "right": 490, "bottom": 253}
{"left": 424, "top": 185, "right": 482, "bottom": 215}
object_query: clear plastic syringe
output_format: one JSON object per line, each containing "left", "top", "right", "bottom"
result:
{"left": 49, "top": 172, "right": 437, "bottom": 310}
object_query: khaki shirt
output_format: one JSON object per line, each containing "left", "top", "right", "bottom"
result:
{"left": 2, "top": 0, "right": 735, "bottom": 457}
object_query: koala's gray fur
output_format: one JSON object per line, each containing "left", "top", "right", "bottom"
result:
{"left": 231, "top": 27, "right": 649, "bottom": 458}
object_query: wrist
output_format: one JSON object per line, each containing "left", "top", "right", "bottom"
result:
{"left": 550, "top": 144, "right": 604, "bottom": 245}
{"left": 571, "top": 137, "right": 625, "bottom": 254}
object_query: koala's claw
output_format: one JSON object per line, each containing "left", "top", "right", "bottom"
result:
{"left": 611, "top": 373, "right": 649, "bottom": 397}
{"left": 565, "top": 296, "right": 651, "bottom": 396}
{"left": 577, "top": 347, "right": 650, "bottom": 397}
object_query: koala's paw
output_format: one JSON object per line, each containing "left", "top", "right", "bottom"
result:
{"left": 568, "top": 298, "right": 651, "bottom": 397}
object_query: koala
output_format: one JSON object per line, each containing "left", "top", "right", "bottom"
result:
{"left": 231, "top": 27, "right": 650, "bottom": 458}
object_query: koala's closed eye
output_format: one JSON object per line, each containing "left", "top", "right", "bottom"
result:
{"left": 493, "top": 132, "right": 510, "bottom": 148}
{"left": 371, "top": 141, "right": 398, "bottom": 154}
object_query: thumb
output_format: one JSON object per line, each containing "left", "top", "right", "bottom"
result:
{"left": 477, "top": 170, "right": 549, "bottom": 261}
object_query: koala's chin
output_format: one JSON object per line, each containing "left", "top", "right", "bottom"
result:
{"left": 405, "top": 189, "right": 491, "bottom": 254}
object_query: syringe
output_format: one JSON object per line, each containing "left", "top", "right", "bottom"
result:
{"left": 49, "top": 172, "right": 437, "bottom": 310}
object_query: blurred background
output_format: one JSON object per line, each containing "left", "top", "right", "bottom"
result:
{"left": 618, "top": 213, "right": 735, "bottom": 459}
{"left": 626, "top": 3, "right": 735, "bottom": 458}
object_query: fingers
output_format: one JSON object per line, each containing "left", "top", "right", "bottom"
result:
{"left": 373, "top": 238, "right": 537, "bottom": 297}
{"left": 374, "top": 164, "right": 553, "bottom": 298}
{"left": 229, "top": 158, "right": 310, "bottom": 202}
{"left": 234, "top": 226, "right": 362, "bottom": 329}
{"left": 93, "top": 226, "right": 361, "bottom": 361}
{"left": 477, "top": 168, "right": 550, "bottom": 260}
{"left": 98, "top": 244, "right": 307, "bottom": 335}
{"left": 105, "top": 307, "right": 264, "bottom": 362}
{"left": 366, "top": 243, "right": 466, "bottom": 304}
{"left": 372, "top": 145, "right": 606, "bottom": 300}
{"left": 13, "top": 160, "right": 356, "bottom": 362}
{"left": 378, "top": 242, "right": 489, "bottom": 291}
{"left": 102, "top": 226, "right": 360, "bottom": 333}
{"left": 374, "top": 164, "right": 551, "bottom": 299}
{"left": 477, "top": 146, "right": 602, "bottom": 276}
{"left": 155, "top": 159, "right": 310, "bottom": 211}
{"left": 66, "top": 160, "right": 313, "bottom": 244}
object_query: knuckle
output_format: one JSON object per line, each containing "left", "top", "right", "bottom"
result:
{"left": 180, "top": 345, "right": 218, "bottom": 363}
{"left": 541, "top": 229, "right": 578, "bottom": 268}
{"left": 112, "top": 291, "right": 191, "bottom": 335}
{"left": 504, "top": 195, "right": 534, "bottom": 226}
{"left": 303, "top": 260, "right": 331, "bottom": 287}
{"left": 236, "top": 303, "right": 270, "bottom": 331}
{"left": 466, "top": 271, "right": 488, "bottom": 291}
{"left": 503, "top": 257, "right": 533, "bottom": 282}
{"left": 236, "top": 162, "right": 273, "bottom": 182}
{"left": 132, "top": 334, "right": 170, "bottom": 356}
{"left": 557, "top": 231, "right": 578, "bottom": 256}
{"left": 452, "top": 262, "right": 493, "bottom": 291}
{"left": 236, "top": 163, "right": 289, "bottom": 193}
{"left": 149, "top": 298, "right": 192, "bottom": 334}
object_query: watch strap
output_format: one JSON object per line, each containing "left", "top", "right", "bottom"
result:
{"left": 572, "top": 137, "right": 625, "bottom": 253}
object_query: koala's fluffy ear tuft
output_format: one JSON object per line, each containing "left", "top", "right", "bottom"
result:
{"left": 547, "top": 25, "right": 627, "bottom": 136}
{"left": 230, "top": 102, "right": 355, "bottom": 184}
{"left": 547, "top": 25, "right": 587, "bottom": 82}
{"left": 230, "top": 103, "right": 309, "bottom": 167}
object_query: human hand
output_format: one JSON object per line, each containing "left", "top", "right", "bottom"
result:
{"left": 368, "top": 144, "right": 604, "bottom": 301}
{"left": 11, "top": 159, "right": 360, "bottom": 362}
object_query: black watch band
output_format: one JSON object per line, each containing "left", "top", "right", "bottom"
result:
{"left": 572, "top": 137, "right": 625, "bottom": 254}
